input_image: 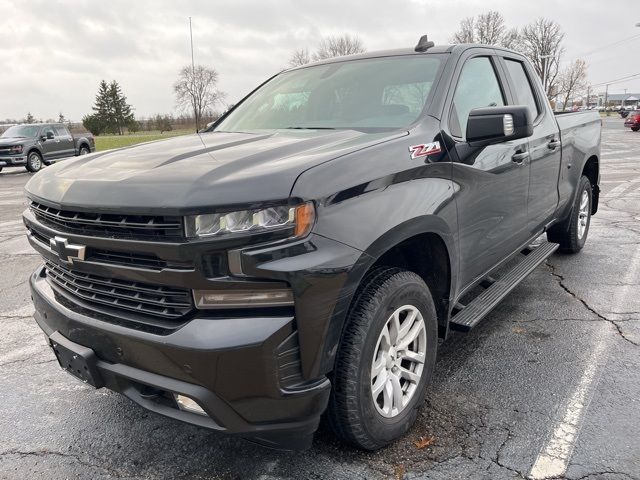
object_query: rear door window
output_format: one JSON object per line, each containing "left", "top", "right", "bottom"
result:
{"left": 504, "top": 59, "right": 540, "bottom": 120}
{"left": 54, "top": 125, "right": 69, "bottom": 137}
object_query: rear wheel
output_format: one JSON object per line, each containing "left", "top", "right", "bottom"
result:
{"left": 547, "top": 175, "right": 592, "bottom": 253}
{"left": 26, "top": 151, "right": 42, "bottom": 172}
{"left": 327, "top": 267, "right": 438, "bottom": 450}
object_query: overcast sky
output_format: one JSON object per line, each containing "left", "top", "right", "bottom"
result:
{"left": 3, "top": 0, "right": 640, "bottom": 121}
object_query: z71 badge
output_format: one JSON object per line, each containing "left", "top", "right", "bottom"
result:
{"left": 409, "top": 141, "right": 442, "bottom": 160}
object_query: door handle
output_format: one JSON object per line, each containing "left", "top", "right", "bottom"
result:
{"left": 547, "top": 139, "right": 561, "bottom": 150}
{"left": 512, "top": 151, "right": 529, "bottom": 164}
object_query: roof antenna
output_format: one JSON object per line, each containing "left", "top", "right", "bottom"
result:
{"left": 415, "top": 35, "right": 435, "bottom": 52}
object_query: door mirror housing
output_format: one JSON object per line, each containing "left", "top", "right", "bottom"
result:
{"left": 466, "top": 106, "right": 533, "bottom": 147}
{"left": 46, "top": 131, "right": 55, "bottom": 140}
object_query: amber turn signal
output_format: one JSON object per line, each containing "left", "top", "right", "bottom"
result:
{"left": 294, "top": 202, "right": 315, "bottom": 238}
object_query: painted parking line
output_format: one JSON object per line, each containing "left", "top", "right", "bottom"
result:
{"left": 529, "top": 244, "right": 640, "bottom": 479}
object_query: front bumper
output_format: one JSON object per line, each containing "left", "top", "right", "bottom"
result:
{"left": 0, "top": 155, "right": 27, "bottom": 167}
{"left": 30, "top": 266, "right": 331, "bottom": 450}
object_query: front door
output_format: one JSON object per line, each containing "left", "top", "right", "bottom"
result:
{"left": 444, "top": 54, "right": 531, "bottom": 288}
{"left": 39, "top": 126, "right": 60, "bottom": 161}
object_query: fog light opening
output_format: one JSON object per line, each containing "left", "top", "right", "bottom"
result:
{"left": 175, "top": 394, "right": 207, "bottom": 416}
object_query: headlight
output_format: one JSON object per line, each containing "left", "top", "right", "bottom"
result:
{"left": 185, "top": 202, "right": 315, "bottom": 239}
{"left": 9, "top": 145, "right": 23, "bottom": 154}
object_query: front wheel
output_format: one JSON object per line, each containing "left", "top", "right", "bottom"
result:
{"left": 326, "top": 267, "right": 438, "bottom": 450}
{"left": 79, "top": 146, "right": 90, "bottom": 155}
{"left": 632, "top": 127, "right": 639, "bottom": 132}
{"left": 547, "top": 175, "right": 592, "bottom": 253}
{"left": 26, "top": 151, "right": 43, "bottom": 172}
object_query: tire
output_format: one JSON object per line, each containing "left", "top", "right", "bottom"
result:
{"left": 326, "top": 267, "right": 438, "bottom": 450}
{"left": 26, "top": 151, "right": 43, "bottom": 173}
{"left": 79, "top": 145, "right": 90, "bottom": 155}
{"left": 632, "top": 127, "right": 639, "bottom": 132}
{"left": 547, "top": 175, "right": 592, "bottom": 253}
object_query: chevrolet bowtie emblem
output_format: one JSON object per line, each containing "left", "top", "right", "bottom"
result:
{"left": 49, "top": 236, "right": 86, "bottom": 263}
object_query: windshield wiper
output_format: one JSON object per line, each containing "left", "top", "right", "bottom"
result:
{"left": 284, "top": 126, "right": 336, "bottom": 130}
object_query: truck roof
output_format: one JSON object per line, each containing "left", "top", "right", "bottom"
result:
{"left": 285, "top": 42, "right": 525, "bottom": 72}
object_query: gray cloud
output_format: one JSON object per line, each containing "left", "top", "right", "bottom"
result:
{"left": 2, "top": 0, "right": 639, "bottom": 121}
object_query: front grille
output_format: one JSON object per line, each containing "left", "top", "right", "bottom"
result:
{"left": 28, "top": 226, "right": 184, "bottom": 271}
{"left": 86, "top": 249, "right": 169, "bottom": 270}
{"left": 30, "top": 202, "right": 183, "bottom": 239}
{"left": 44, "top": 261, "right": 193, "bottom": 322}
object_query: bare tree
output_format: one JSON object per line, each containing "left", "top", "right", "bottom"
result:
{"left": 451, "top": 11, "right": 513, "bottom": 46}
{"left": 451, "top": 16, "right": 476, "bottom": 43}
{"left": 173, "top": 65, "right": 226, "bottom": 131}
{"left": 475, "top": 11, "right": 506, "bottom": 44}
{"left": 518, "top": 18, "right": 565, "bottom": 99}
{"left": 312, "top": 34, "right": 366, "bottom": 61}
{"left": 288, "top": 48, "right": 311, "bottom": 67}
{"left": 501, "top": 27, "right": 522, "bottom": 49}
{"left": 558, "top": 59, "right": 588, "bottom": 110}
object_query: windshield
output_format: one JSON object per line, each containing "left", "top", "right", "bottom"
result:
{"left": 215, "top": 55, "right": 443, "bottom": 132}
{"left": 1, "top": 125, "right": 40, "bottom": 138}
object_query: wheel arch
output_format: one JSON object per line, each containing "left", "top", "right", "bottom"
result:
{"left": 582, "top": 155, "right": 599, "bottom": 214}
{"left": 321, "top": 217, "right": 456, "bottom": 375}
{"left": 27, "top": 147, "right": 42, "bottom": 158}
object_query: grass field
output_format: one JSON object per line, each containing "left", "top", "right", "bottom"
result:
{"left": 94, "top": 129, "right": 192, "bottom": 151}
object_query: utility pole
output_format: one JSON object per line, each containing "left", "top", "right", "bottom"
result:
{"left": 585, "top": 86, "right": 590, "bottom": 109}
{"left": 604, "top": 84, "right": 609, "bottom": 116}
{"left": 189, "top": 17, "right": 198, "bottom": 133}
{"left": 540, "top": 54, "right": 553, "bottom": 107}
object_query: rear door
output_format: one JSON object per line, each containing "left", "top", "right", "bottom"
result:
{"left": 54, "top": 125, "right": 75, "bottom": 158}
{"left": 442, "top": 50, "right": 531, "bottom": 288}
{"left": 499, "top": 55, "right": 561, "bottom": 235}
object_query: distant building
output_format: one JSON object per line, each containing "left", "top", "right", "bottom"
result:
{"left": 597, "top": 93, "right": 640, "bottom": 108}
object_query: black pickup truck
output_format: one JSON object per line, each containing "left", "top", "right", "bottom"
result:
{"left": 23, "top": 38, "right": 600, "bottom": 451}
{"left": 0, "top": 123, "right": 94, "bottom": 173}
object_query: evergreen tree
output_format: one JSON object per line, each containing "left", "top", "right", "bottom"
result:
{"left": 108, "top": 81, "right": 134, "bottom": 135}
{"left": 58, "top": 112, "right": 66, "bottom": 123}
{"left": 92, "top": 80, "right": 112, "bottom": 128}
{"left": 90, "top": 80, "right": 135, "bottom": 135}
{"left": 25, "top": 112, "right": 35, "bottom": 124}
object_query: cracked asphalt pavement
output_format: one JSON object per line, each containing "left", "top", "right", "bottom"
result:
{"left": 0, "top": 118, "right": 638, "bottom": 479}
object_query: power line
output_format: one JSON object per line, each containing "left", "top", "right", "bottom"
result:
{"left": 569, "top": 33, "right": 640, "bottom": 60}
{"left": 590, "top": 72, "right": 640, "bottom": 88}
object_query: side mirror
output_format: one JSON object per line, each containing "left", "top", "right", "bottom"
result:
{"left": 46, "top": 131, "right": 55, "bottom": 140}
{"left": 40, "top": 135, "right": 47, "bottom": 141}
{"left": 466, "top": 106, "right": 532, "bottom": 147}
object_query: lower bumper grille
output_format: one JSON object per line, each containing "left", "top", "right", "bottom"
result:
{"left": 44, "top": 261, "right": 193, "bottom": 322}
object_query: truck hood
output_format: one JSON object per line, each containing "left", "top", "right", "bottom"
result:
{"left": 25, "top": 129, "right": 404, "bottom": 214}
{"left": 0, "top": 137, "right": 29, "bottom": 146}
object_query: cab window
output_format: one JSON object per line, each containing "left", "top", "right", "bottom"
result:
{"left": 450, "top": 57, "right": 505, "bottom": 138}
{"left": 54, "top": 125, "right": 69, "bottom": 137}
{"left": 504, "top": 59, "right": 540, "bottom": 119}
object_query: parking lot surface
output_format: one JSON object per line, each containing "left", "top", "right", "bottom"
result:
{"left": 0, "top": 118, "right": 638, "bottom": 480}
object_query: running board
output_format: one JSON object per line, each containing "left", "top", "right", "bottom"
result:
{"left": 450, "top": 242, "right": 559, "bottom": 332}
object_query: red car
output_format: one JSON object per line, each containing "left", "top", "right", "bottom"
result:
{"left": 624, "top": 110, "right": 640, "bottom": 131}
